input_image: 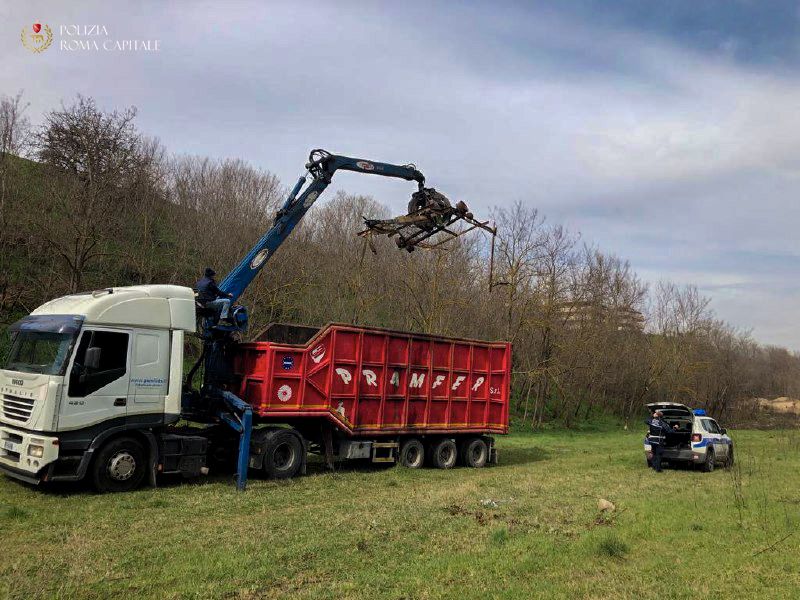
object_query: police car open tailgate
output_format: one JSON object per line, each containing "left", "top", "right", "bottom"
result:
{"left": 646, "top": 402, "right": 693, "bottom": 419}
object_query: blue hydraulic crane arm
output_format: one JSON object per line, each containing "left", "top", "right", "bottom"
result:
{"left": 218, "top": 149, "right": 425, "bottom": 302}
{"left": 320, "top": 153, "right": 425, "bottom": 184}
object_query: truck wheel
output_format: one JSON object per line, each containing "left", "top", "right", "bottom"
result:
{"left": 91, "top": 437, "right": 147, "bottom": 493}
{"left": 702, "top": 449, "right": 715, "bottom": 473}
{"left": 459, "top": 437, "right": 488, "bottom": 468}
{"left": 399, "top": 438, "right": 425, "bottom": 468}
{"left": 428, "top": 438, "right": 457, "bottom": 469}
{"left": 262, "top": 429, "right": 304, "bottom": 479}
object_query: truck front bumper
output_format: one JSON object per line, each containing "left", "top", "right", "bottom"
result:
{"left": 0, "top": 425, "right": 59, "bottom": 483}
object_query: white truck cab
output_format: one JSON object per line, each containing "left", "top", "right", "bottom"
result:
{"left": 0, "top": 285, "right": 196, "bottom": 487}
{"left": 643, "top": 402, "right": 734, "bottom": 472}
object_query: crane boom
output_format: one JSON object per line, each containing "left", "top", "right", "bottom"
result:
{"left": 219, "top": 149, "right": 425, "bottom": 302}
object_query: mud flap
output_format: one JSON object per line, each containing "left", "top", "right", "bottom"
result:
{"left": 486, "top": 436, "right": 499, "bottom": 465}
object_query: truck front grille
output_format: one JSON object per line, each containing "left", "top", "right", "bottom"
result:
{"left": 2, "top": 395, "right": 35, "bottom": 422}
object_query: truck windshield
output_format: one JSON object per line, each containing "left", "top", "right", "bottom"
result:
{"left": 3, "top": 315, "right": 83, "bottom": 376}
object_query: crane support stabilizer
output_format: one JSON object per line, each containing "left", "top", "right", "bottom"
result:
{"left": 213, "top": 388, "right": 252, "bottom": 492}
{"left": 358, "top": 188, "right": 495, "bottom": 252}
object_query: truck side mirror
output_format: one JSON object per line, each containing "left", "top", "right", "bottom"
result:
{"left": 85, "top": 346, "right": 102, "bottom": 370}
{"left": 720, "top": 427, "right": 727, "bottom": 435}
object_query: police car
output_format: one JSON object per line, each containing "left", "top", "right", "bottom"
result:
{"left": 643, "top": 402, "right": 734, "bottom": 472}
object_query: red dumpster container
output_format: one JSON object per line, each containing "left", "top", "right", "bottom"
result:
{"left": 232, "top": 323, "right": 511, "bottom": 436}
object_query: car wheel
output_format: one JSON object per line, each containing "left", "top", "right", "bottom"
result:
{"left": 428, "top": 438, "right": 457, "bottom": 469}
{"left": 262, "top": 429, "right": 304, "bottom": 479}
{"left": 459, "top": 437, "right": 488, "bottom": 468}
{"left": 399, "top": 438, "right": 425, "bottom": 468}
{"left": 702, "top": 449, "right": 715, "bottom": 473}
{"left": 91, "top": 437, "right": 147, "bottom": 493}
{"left": 725, "top": 446, "right": 735, "bottom": 469}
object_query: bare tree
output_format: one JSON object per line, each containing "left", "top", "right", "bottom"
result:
{"left": 0, "top": 91, "right": 31, "bottom": 310}
{"left": 34, "top": 96, "right": 142, "bottom": 291}
{"left": 491, "top": 201, "right": 545, "bottom": 341}
{"left": 0, "top": 91, "right": 29, "bottom": 157}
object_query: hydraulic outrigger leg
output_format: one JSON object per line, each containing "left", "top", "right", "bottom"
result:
{"left": 216, "top": 389, "right": 253, "bottom": 491}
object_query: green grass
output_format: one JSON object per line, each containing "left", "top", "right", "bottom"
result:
{"left": 596, "top": 532, "right": 629, "bottom": 559}
{"left": 1, "top": 427, "right": 798, "bottom": 599}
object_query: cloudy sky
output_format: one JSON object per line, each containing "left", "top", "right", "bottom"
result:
{"left": 3, "top": 1, "right": 799, "bottom": 349}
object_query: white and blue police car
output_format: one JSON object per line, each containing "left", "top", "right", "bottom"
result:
{"left": 643, "top": 402, "right": 734, "bottom": 472}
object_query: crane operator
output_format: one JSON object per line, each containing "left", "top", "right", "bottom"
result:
{"left": 195, "top": 267, "right": 233, "bottom": 323}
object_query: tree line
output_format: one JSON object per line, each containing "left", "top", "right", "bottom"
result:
{"left": 1, "top": 92, "right": 798, "bottom": 426}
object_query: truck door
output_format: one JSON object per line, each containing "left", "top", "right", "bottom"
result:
{"left": 127, "top": 330, "right": 169, "bottom": 415}
{"left": 61, "top": 328, "right": 132, "bottom": 431}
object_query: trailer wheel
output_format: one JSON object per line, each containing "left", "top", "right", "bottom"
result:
{"left": 262, "top": 429, "right": 304, "bottom": 479}
{"left": 428, "top": 438, "right": 457, "bottom": 469}
{"left": 399, "top": 438, "right": 425, "bottom": 468}
{"left": 459, "top": 437, "right": 488, "bottom": 468}
{"left": 91, "top": 436, "right": 147, "bottom": 493}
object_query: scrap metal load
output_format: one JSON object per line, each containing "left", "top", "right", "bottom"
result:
{"left": 232, "top": 323, "right": 511, "bottom": 436}
{"left": 358, "top": 187, "right": 495, "bottom": 252}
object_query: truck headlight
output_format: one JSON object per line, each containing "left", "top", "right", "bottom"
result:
{"left": 27, "top": 444, "right": 44, "bottom": 458}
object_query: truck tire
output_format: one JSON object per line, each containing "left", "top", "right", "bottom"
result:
{"left": 459, "top": 437, "right": 488, "bottom": 468}
{"left": 91, "top": 436, "right": 147, "bottom": 493}
{"left": 428, "top": 438, "right": 457, "bottom": 469}
{"left": 702, "top": 449, "right": 715, "bottom": 473}
{"left": 262, "top": 429, "right": 304, "bottom": 479}
{"left": 399, "top": 438, "right": 425, "bottom": 468}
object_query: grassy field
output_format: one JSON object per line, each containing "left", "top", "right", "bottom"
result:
{"left": 1, "top": 426, "right": 798, "bottom": 599}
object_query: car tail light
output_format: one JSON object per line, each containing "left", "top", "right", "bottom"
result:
{"left": 691, "top": 433, "right": 702, "bottom": 443}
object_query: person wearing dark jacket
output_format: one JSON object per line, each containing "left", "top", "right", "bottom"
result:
{"left": 195, "top": 267, "right": 233, "bottom": 321}
{"left": 646, "top": 410, "right": 678, "bottom": 472}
